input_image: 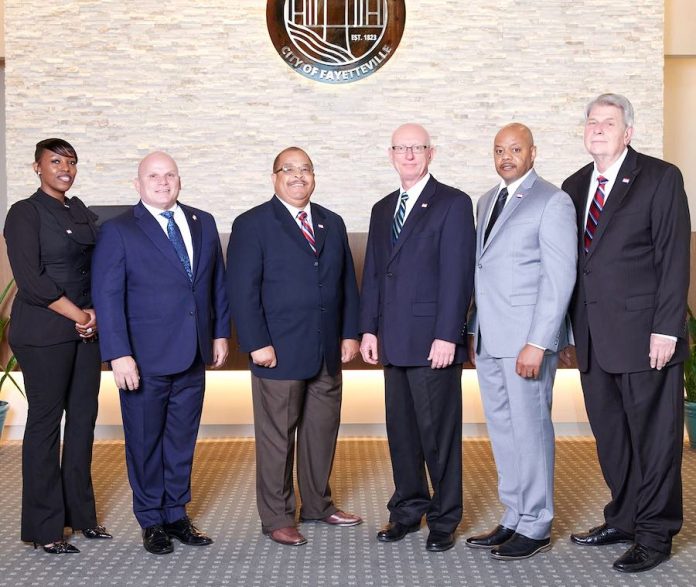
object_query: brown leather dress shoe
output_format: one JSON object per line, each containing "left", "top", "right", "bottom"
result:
{"left": 264, "top": 526, "right": 308, "bottom": 546}
{"left": 319, "top": 510, "right": 363, "bottom": 527}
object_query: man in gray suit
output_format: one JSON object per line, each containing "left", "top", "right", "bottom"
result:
{"left": 466, "top": 123, "right": 577, "bottom": 560}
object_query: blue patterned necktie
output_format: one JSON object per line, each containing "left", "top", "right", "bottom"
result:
{"left": 392, "top": 192, "right": 409, "bottom": 244}
{"left": 160, "top": 211, "right": 193, "bottom": 281}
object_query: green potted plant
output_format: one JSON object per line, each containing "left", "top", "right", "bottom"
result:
{"left": 0, "top": 279, "right": 24, "bottom": 439}
{"left": 684, "top": 307, "right": 696, "bottom": 448}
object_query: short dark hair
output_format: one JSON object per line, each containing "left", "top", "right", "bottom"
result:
{"left": 34, "top": 138, "right": 78, "bottom": 163}
{"left": 272, "top": 147, "right": 312, "bottom": 172}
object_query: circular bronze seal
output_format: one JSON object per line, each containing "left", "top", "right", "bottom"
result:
{"left": 267, "top": 1, "right": 406, "bottom": 84}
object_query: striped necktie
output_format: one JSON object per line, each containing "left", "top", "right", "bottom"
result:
{"left": 160, "top": 211, "right": 193, "bottom": 281}
{"left": 584, "top": 176, "right": 608, "bottom": 253}
{"left": 392, "top": 192, "right": 409, "bottom": 244}
{"left": 297, "top": 211, "right": 317, "bottom": 255}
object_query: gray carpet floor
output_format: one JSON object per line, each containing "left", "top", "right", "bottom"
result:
{"left": 0, "top": 438, "right": 694, "bottom": 586}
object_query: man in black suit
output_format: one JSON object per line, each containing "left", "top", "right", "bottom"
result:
{"left": 360, "top": 123, "right": 475, "bottom": 552}
{"left": 227, "top": 147, "right": 361, "bottom": 547}
{"left": 561, "top": 94, "right": 690, "bottom": 573}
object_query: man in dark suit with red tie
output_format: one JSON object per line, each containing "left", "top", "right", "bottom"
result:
{"left": 227, "top": 147, "right": 361, "bottom": 547}
{"left": 360, "top": 123, "right": 475, "bottom": 552}
{"left": 561, "top": 94, "right": 690, "bottom": 573}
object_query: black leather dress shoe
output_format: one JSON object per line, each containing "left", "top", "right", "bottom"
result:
{"left": 426, "top": 531, "right": 455, "bottom": 552}
{"left": 570, "top": 523, "right": 634, "bottom": 546}
{"left": 81, "top": 525, "right": 113, "bottom": 539}
{"left": 376, "top": 522, "right": 421, "bottom": 542}
{"left": 613, "top": 543, "right": 669, "bottom": 573}
{"left": 34, "top": 540, "right": 80, "bottom": 554}
{"left": 466, "top": 525, "right": 515, "bottom": 549}
{"left": 143, "top": 525, "right": 174, "bottom": 555}
{"left": 490, "top": 533, "right": 551, "bottom": 560}
{"left": 163, "top": 517, "right": 213, "bottom": 546}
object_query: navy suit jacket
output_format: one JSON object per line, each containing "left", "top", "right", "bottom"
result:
{"left": 563, "top": 146, "right": 690, "bottom": 373}
{"left": 227, "top": 196, "right": 360, "bottom": 380}
{"left": 92, "top": 201, "right": 230, "bottom": 377}
{"left": 359, "top": 176, "right": 476, "bottom": 366}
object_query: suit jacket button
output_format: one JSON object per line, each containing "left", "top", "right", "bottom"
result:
{"left": 189, "top": 311, "right": 194, "bottom": 316}
{"left": 387, "top": 272, "right": 393, "bottom": 277}
{"left": 583, "top": 269, "right": 590, "bottom": 275}
{"left": 314, "top": 261, "right": 319, "bottom": 267}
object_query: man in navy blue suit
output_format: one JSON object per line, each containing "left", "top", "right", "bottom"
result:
{"left": 227, "top": 147, "right": 361, "bottom": 547}
{"left": 92, "top": 151, "right": 230, "bottom": 555}
{"left": 360, "top": 123, "right": 475, "bottom": 552}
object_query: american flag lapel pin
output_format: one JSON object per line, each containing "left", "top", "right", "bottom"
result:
{"left": 317, "top": 224, "right": 324, "bottom": 229}
{"left": 66, "top": 229, "right": 72, "bottom": 234}
{"left": 622, "top": 177, "right": 630, "bottom": 184}
{"left": 192, "top": 214, "right": 198, "bottom": 221}
{"left": 421, "top": 203, "right": 429, "bottom": 208}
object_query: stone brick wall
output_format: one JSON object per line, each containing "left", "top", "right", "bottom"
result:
{"left": 4, "top": 1, "right": 663, "bottom": 231}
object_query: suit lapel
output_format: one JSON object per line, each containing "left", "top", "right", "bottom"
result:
{"left": 390, "top": 176, "right": 437, "bottom": 261}
{"left": 310, "top": 203, "right": 328, "bottom": 257}
{"left": 271, "top": 195, "right": 317, "bottom": 257}
{"left": 585, "top": 148, "right": 640, "bottom": 262}
{"left": 481, "top": 170, "right": 538, "bottom": 254}
{"left": 181, "top": 204, "right": 202, "bottom": 281}
{"left": 477, "top": 187, "right": 497, "bottom": 256}
{"left": 134, "top": 201, "right": 191, "bottom": 281}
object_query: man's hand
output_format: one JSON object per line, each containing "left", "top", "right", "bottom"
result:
{"left": 209, "top": 338, "right": 229, "bottom": 369}
{"left": 428, "top": 339, "right": 456, "bottom": 369}
{"left": 467, "top": 335, "right": 476, "bottom": 367}
{"left": 360, "top": 333, "right": 379, "bottom": 365}
{"left": 251, "top": 345, "right": 277, "bottom": 368}
{"left": 516, "top": 344, "right": 545, "bottom": 379}
{"left": 558, "top": 345, "right": 576, "bottom": 368}
{"left": 111, "top": 355, "right": 140, "bottom": 391}
{"left": 341, "top": 339, "right": 360, "bottom": 363}
{"left": 650, "top": 334, "right": 676, "bottom": 370}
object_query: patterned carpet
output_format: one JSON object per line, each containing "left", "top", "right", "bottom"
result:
{"left": 0, "top": 438, "right": 694, "bottom": 586}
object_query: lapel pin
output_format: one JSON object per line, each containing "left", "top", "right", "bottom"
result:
{"left": 622, "top": 178, "right": 630, "bottom": 183}
{"left": 421, "top": 203, "right": 429, "bottom": 208}
{"left": 516, "top": 193, "right": 524, "bottom": 198}
{"left": 318, "top": 224, "right": 324, "bottom": 229}
{"left": 66, "top": 229, "right": 73, "bottom": 234}
{"left": 192, "top": 214, "right": 198, "bottom": 220}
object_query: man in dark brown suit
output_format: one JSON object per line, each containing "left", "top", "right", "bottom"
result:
{"left": 561, "top": 93, "right": 690, "bottom": 573}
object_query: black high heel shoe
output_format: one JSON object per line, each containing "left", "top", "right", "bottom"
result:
{"left": 33, "top": 540, "right": 80, "bottom": 554}
{"left": 81, "top": 525, "right": 113, "bottom": 539}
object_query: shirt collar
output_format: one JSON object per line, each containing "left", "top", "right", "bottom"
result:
{"left": 498, "top": 168, "right": 534, "bottom": 196}
{"left": 399, "top": 173, "right": 431, "bottom": 200}
{"left": 142, "top": 200, "right": 180, "bottom": 219}
{"left": 592, "top": 148, "right": 629, "bottom": 183}
{"left": 275, "top": 194, "right": 311, "bottom": 219}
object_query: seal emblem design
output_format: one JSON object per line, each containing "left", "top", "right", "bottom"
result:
{"left": 267, "top": 1, "right": 406, "bottom": 84}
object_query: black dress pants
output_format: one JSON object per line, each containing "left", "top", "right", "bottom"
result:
{"left": 384, "top": 364, "right": 463, "bottom": 534}
{"left": 581, "top": 344, "right": 683, "bottom": 554}
{"left": 13, "top": 340, "right": 101, "bottom": 544}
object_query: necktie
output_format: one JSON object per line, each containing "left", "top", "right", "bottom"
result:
{"left": 392, "top": 192, "right": 409, "bottom": 244}
{"left": 297, "top": 211, "right": 317, "bottom": 255}
{"left": 584, "top": 176, "right": 608, "bottom": 253}
{"left": 160, "top": 211, "right": 193, "bottom": 281}
{"left": 484, "top": 187, "right": 508, "bottom": 244}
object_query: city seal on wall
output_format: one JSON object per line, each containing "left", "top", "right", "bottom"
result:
{"left": 267, "top": 1, "right": 406, "bottom": 84}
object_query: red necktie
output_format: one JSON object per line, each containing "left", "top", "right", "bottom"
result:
{"left": 297, "top": 211, "right": 317, "bottom": 255}
{"left": 584, "top": 176, "right": 608, "bottom": 253}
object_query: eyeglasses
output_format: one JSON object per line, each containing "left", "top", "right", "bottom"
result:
{"left": 391, "top": 145, "right": 430, "bottom": 154}
{"left": 274, "top": 165, "right": 314, "bottom": 176}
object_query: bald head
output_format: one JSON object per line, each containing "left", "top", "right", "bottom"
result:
{"left": 389, "top": 123, "right": 435, "bottom": 190}
{"left": 493, "top": 123, "right": 536, "bottom": 184}
{"left": 134, "top": 151, "right": 181, "bottom": 210}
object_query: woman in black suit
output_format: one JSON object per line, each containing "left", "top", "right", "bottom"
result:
{"left": 4, "top": 138, "right": 111, "bottom": 554}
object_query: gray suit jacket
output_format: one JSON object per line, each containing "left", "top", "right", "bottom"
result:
{"left": 469, "top": 170, "right": 577, "bottom": 357}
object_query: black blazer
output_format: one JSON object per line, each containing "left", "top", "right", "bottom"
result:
{"left": 562, "top": 146, "right": 691, "bottom": 373}
{"left": 4, "top": 190, "right": 97, "bottom": 347}
{"left": 227, "top": 196, "right": 360, "bottom": 380}
{"left": 359, "top": 176, "right": 476, "bottom": 366}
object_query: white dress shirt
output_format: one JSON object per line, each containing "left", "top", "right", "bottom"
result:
{"left": 393, "top": 173, "right": 431, "bottom": 223}
{"left": 483, "top": 168, "right": 535, "bottom": 232}
{"left": 142, "top": 201, "right": 194, "bottom": 272}
{"left": 275, "top": 195, "right": 313, "bottom": 230}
